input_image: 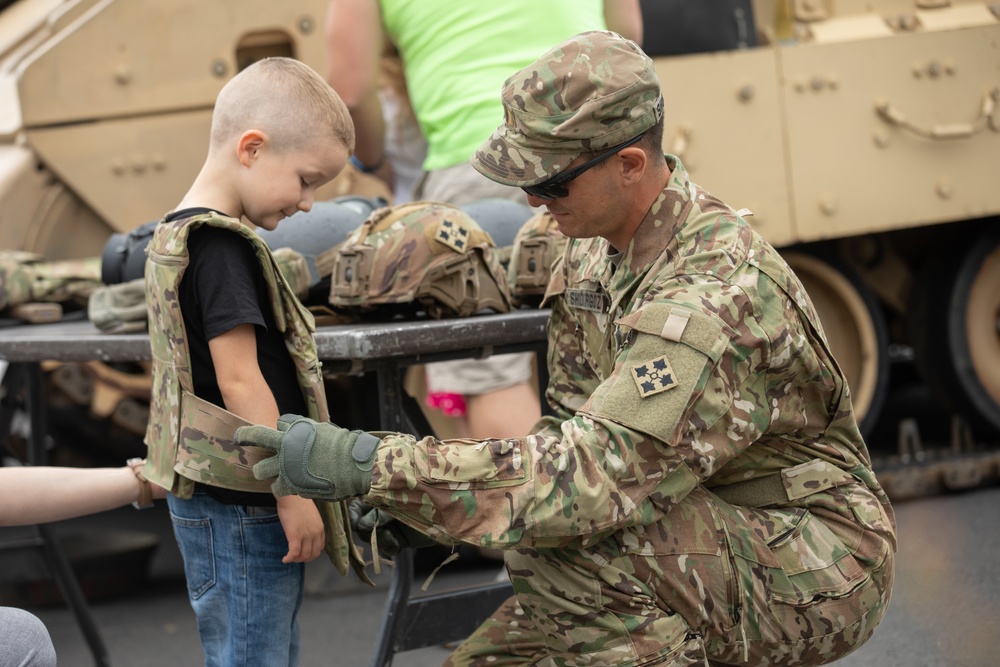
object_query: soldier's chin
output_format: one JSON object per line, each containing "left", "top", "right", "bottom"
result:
{"left": 550, "top": 215, "right": 579, "bottom": 236}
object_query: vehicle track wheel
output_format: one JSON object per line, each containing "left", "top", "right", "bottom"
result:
{"left": 908, "top": 225, "right": 1000, "bottom": 435}
{"left": 781, "top": 250, "right": 890, "bottom": 437}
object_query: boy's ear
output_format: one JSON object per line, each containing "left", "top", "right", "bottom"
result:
{"left": 236, "top": 130, "right": 267, "bottom": 166}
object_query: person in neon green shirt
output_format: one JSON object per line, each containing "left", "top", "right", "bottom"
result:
{"left": 324, "top": 0, "right": 643, "bottom": 444}
{"left": 325, "top": 0, "right": 642, "bottom": 194}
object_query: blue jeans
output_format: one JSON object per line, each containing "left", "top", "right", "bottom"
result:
{"left": 167, "top": 492, "right": 303, "bottom": 667}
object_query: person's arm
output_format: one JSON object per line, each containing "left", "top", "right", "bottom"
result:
{"left": 238, "top": 297, "right": 721, "bottom": 550}
{"left": 0, "top": 463, "right": 164, "bottom": 527}
{"left": 603, "top": 0, "right": 643, "bottom": 45}
{"left": 209, "top": 324, "right": 325, "bottom": 564}
{"left": 325, "top": 0, "right": 387, "bottom": 172}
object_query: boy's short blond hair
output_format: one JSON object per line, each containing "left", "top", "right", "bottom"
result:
{"left": 210, "top": 57, "right": 355, "bottom": 153}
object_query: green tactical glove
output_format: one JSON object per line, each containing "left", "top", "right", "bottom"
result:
{"left": 235, "top": 414, "right": 382, "bottom": 501}
{"left": 347, "top": 498, "right": 440, "bottom": 557}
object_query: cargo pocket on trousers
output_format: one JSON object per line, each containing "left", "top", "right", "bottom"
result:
{"left": 169, "top": 514, "right": 216, "bottom": 600}
{"left": 767, "top": 511, "right": 867, "bottom": 607}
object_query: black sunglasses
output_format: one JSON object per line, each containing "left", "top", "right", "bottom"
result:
{"left": 521, "top": 134, "right": 644, "bottom": 200}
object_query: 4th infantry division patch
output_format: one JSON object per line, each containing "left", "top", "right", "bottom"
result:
{"left": 436, "top": 218, "right": 470, "bottom": 252}
{"left": 631, "top": 355, "right": 678, "bottom": 398}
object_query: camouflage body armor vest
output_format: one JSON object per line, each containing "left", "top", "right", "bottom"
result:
{"left": 143, "top": 212, "right": 366, "bottom": 579}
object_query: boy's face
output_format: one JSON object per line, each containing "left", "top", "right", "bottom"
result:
{"left": 242, "top": 135, "right": 348, "bottom": 230}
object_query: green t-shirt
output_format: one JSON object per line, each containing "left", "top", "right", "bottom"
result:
{"left": 380, "top": 0, "right": 606, "bottom": 171}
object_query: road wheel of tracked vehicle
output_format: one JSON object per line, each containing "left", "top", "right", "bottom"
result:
{"left": 908, "top": 226, "right": 1000, "bottom": 436}
{"left": 781, "top": 251, "right": 890, "bottom": 437}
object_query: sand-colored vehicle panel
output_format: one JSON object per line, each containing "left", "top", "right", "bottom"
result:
{"left": 781, "top": 21, "right": 1000, "bottom": 240}
{"left": 654, "top": 47, "right": 795, "bottom": 246}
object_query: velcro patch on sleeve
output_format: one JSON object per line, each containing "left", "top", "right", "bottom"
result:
{"left": 583, "top": 334, "right": 711, "bottom": 442}
{"left": 660, "top": 310, "right": 690, "bottom": 342}
{"left": 631, "top": 355, "right": 679, "bottom": 398}
{"left": 615, "top": 303, "right": 728, "bottom": 363}
{"left": 583, "top": 302, "right": 729, "bottom": 442}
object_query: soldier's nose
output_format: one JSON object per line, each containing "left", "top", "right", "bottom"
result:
{"left": 525, "top": 194, "right": 549, "bottom": 208}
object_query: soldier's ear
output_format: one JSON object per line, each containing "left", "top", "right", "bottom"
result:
{"left": 236, "top": 130, "right": 268, "bottom": 166}
{"left": 617, "top": 146, "right": 647, "bottom": 186}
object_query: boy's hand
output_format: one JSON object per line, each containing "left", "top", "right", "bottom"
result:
{"left": 235, "top": 414, "right": 381, "bottom": 501}
{"left": 276, "top": 495, "right": 325, "bottom": 563}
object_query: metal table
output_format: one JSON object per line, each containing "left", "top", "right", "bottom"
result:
{"left": 0, "top": 310, "right": 549, "bottom": 666}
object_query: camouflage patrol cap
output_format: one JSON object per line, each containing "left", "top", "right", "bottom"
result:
{"left": 472, "top": 30, "right": 663, "bottom": 187}
{"left": 329, "top": 201, "right": 513, "bottom": 319}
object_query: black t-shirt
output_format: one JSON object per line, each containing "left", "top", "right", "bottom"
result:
{"left": 169, "top": 209, "right": 308, "bottom": 505}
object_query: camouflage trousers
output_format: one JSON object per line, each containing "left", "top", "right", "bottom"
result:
{"left": 444, "top": 486, "right": 894, "bottom": 667}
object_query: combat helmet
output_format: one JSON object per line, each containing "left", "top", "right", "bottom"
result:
{"left": 460, "top": 198, "right": 534, "bottom": 270}
{"left": 508, "top": 210, "right": 569, "bottom": 306}
{"left": 329, "top": 201, "right": 512, "bottom": 319}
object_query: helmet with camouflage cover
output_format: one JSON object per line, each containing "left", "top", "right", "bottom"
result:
{"left": 328, "top": 201, "right": 512, "bottom": 319}
{"left": 460, "top": 198, "right": 534, "bottom": 270}
{"left": 507, "top": 210, "right": 568, "bottom": 306}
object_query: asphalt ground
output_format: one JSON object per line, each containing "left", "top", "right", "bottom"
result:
{"left": 15, "top": 485, "right": 1000, "bottom": 667}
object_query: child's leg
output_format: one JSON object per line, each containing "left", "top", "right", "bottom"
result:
{"left": 167, "top": 492, "right": 304, "bottom": 667}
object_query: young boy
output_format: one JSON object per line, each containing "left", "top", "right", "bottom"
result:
{"left": 142, "top": 57, "right": 360, "bottom": 666}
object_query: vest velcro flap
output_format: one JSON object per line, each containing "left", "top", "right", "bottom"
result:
{"left": 615, "top": 303, "right": 728, "bottom": 363}
{"left": 174, "top": 389, "right": 274, "bottom": 493}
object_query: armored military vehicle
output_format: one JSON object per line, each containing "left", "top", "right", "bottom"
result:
{"left": 1, "top": 0, "right": 998, "bottom": 493}
{"left": 642, "top": 1, "right": 999, "bottom": 471}
{"left": 0, "top": 0, "right": 374, "bottom": 259}
{"left": 0, "top": 0, "right": 365, "bottom": 462}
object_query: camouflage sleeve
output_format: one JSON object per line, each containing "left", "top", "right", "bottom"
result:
{"left": 365, "top": 301, "right": 751, "bottom": 550}
{"left": 366, "top": 419, "right": 685, "bottom": 550}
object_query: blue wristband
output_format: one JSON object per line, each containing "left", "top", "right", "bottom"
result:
{"left": 350, "top": 154, "right": 385, "bottom": 174}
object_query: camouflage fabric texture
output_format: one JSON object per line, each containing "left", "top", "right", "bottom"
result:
{"left": 88, "top": 278, "right": 148, "bottom": 333}
{"left": 143, "top": 212, "right": 367, "bottom": 580}
{"left": 507, "top": 210, "right": 568, "bottom": 306}
{"left": 329, "top": 201, "right": 512, "bottom": 319}
{"left": 362, "top": 157, "right": 896, "bottom": 665}
{"left": 472, "top": 30, "right": 663, "bottom": 187}
{"left": 269, "top": 247, "right": 312, "bottom": 300}
{"left": 86, "top": 246, "right": 314, "bottom": 334}
{"left": 460, "top": 198, "right": 536, "bottom": 270}
{"left": 0, "top": 250, "right": 102, "bottom": 312}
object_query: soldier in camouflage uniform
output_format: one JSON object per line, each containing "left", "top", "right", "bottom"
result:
{"left": 236, "top": 32, "right": 896, "bottom": 666}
